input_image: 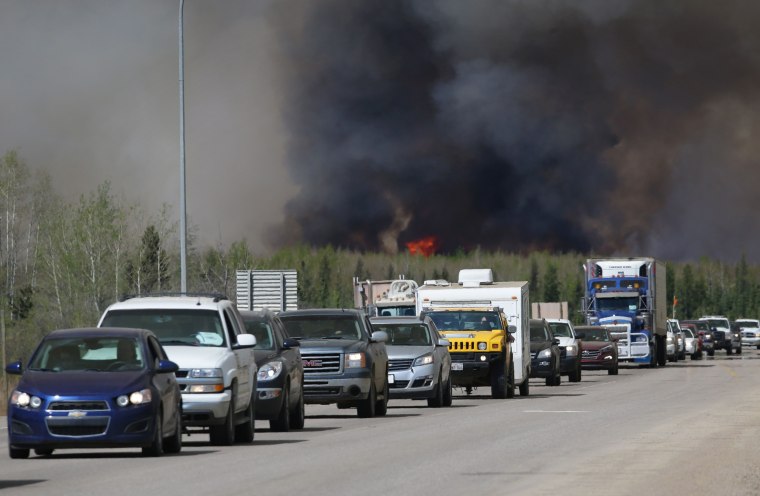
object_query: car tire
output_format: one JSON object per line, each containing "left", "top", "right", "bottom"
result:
{"left": 9, "top": 446, "right": 29, "bottom": 459}
{"left": 163, "top": 406, "right": 183, "bottom": 454}
{"left": 506, "top": 357, "right": 515, "bottom": 398}
{"left": 290, "top": 388, "right": 306, "bottom": 430}
{"left": 34, "top": 448, "right": 53, "bottom": 457}
{"left": 236, "top": 395, "right": 255, "bottom": 442}
{"left": 357, "top": 382, "right": 376, "bottom": 418}
{"left": 428, "top": 370, "right": 444, "bottom": 408}
{"left": 375, "top": 377, "right": 389, "bottom": 416}
{"left": 708, "top": 349, "right": 715, "bottom": 357}
{"left": 608, "top": 365, "right": 619, "bottom": 375}
{"left": 270, "top": 388, "right": 291, "bottom": 432}
{"left": 656, "top": 337, "right": 667, "bottom": 367}
{"left": 727, "top": 345, "right": 733, "bottom": 355}
{"left": 490, "top": 358, "right": 508, "bottom": 399}
{"left": 210, "top": 399, "right": 236, "bottom": 446}
{"left": 736, "top": 346, "right": 742, "bottom": 355}
{"left": 142, "top": 413, "right": 164, "bottom": 457}
{"left": 442, "top": 374, "right": 453, "bottom": 407}
{"left": 569, "top": 360, "right": 581, "bottom": 383}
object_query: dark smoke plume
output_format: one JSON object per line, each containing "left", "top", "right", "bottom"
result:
{"left": 267, "top": 0, "right": 760, "bottom": 261}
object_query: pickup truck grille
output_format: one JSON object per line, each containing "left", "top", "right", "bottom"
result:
{"left": 302, "top": 353, "right": 342, "bottom": 374}
{"left": 389, "top": 359, "right": 413, "bottom": 371}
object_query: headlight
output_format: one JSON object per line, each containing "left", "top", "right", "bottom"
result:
{"left": 345, "top": 352, "right": 366, "bottom": 368}
{"left": 477, "top": 342, "right": 487, "bottom": 351}
{"left": 666, "top": 337, "right": 673, "bottom": 343}
{"left": 538, "top": 349, "right": 552, "bottom": 358}
{"left": 257, "top": 361, "right": 284, "bottom": 381}
{"left": 414, "top": 353, "right": 434, "bottom": 366}
{"left": 188, "top": 384, "right": 224, "bottom": 393}
{"left": 117, "top": 388, "right": 153, "bottom": 406}
{"left": 11, "top": 390, "right": 43, "bottom": 409}
{"left": 565, "top": 345, "right": 577, "bottom": 356}
{"left": 190, "top": 368, "right": 222, "bottom": 378}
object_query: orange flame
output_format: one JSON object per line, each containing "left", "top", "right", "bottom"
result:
{"left": 406, "top": 236, "right": 438, "bottom": 257}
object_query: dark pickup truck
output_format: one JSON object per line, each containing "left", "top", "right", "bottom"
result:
{"left": 279, "top": 308, "right": 390, "bottom": 418}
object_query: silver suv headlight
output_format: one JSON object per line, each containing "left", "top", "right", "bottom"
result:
{"left": 190, "top": 368, "right": 223, "bottom": 378}
{"left": 565, "top": 345, "right": 577, "bottom": 356}
{"left": 414, "top": 353, "right": 434, "bottom": 366}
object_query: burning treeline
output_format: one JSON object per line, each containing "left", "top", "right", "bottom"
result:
{"left": 266, "top": 0, "right": 760, "bottom": 262}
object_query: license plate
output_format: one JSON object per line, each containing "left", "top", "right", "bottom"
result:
{"left": 451, "top": 362, "right": 463, "bottom": 371}
{"left": 388, "top": 374, "right": 395, "bottom": 384}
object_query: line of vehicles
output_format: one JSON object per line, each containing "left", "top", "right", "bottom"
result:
{"left": 5, "top": 259, "right": 759, "bottom": 458}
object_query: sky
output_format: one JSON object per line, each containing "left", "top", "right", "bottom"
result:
{"left": 3, "top": 1, "right": 760, "bottom": 262}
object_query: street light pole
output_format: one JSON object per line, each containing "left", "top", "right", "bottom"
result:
{"left": 178, "top": 0, "right": 188, "bottom": 293}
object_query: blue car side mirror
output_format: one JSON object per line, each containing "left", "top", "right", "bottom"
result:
{"left": 5, "top": 360, "right": 22, "bottom": 375}
{"left": 157, "top": 360, "right": 179, "bottom": 374}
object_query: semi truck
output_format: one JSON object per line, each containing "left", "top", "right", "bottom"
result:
{"left": 582, "top": 258, "right": 667, "bottom": 367}
{"left": 416, "top": 269, "right": 530, "bottom": 397}
{"left": 352, "top": 277, "right": 418, "bottom": 316}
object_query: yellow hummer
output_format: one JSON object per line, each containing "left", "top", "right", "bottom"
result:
{"left": 421, "top": 306, "right": 515, "bottom": 398}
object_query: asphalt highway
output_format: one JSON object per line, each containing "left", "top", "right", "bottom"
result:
{"left": 2, "top": 350, "right": 760, "bottom": 496}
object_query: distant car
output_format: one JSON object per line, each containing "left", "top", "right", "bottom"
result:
{"left": 680, "top": 326, "right": 702, "bottom": 360}
{"left": 240, "top": 309, "right": 305, "bottom": 431}
{"left": 700, "top": 316, "right": 740, "bottom": 355}
{"left": 279, "top": 308, "right": 389, "bottom": 418}
{"left": 575, "top": 326, "right": 619, "bottom": 375}
{"left": 546, "top": 319, "right": 582, "bottom": 382}
{"left": 667, "top": 319, "right": 686, "bottom": 361}
{"left": 682, "top": 320, "right": 715, "bottom": 356}
{"left": 735, "top": 319, "right": 760, "bottom": 349}
{"left": 370, "top": 315, "right": 452, "bottom": 407}
{"left": 529, "top": 319, "right": 561, "bottom": 386}
{"left": 5, "top": 327, "right": 182, "bottom": 459}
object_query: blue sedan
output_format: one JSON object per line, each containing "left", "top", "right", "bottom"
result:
{"left": 6, "top": 327, "right": 182, "bottom": 458}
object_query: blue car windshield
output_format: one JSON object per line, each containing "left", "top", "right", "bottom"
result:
{"left": 29, "top": 337, "right": 145, "bottom": 372}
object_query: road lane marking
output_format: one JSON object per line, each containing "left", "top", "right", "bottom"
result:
{"left": 523, "top": 410, "right": 589, "bottom": 413}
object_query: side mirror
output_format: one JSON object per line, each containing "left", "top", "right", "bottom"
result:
{"left": 370, "top": 330, "right": 388, "bottom": 343}
{"left": 282, "top": 337, "right": 300, "bottom": 349}
{"left": 507, "top": 325, "right": 517, "bottom": 334}
{"left": 236, "top": 333, "right": 257, "bottom": 348}
{"left": 553, "top": 338, "right": 561, "bottom": 346}
{"left": 157, "top": 360, "right": 179, "bottom": 374}
{"left": 437, "top": 338, "right": 450, "bottom": 347}
{"left": 5, "top": 360, "right": 22, "bottom": 375}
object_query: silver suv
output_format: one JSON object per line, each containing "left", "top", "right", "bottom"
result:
{"left": 98, "top": 294, "right": 258, "bottom": 445}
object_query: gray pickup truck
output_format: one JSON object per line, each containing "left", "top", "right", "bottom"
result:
{"left": 279, "top": 308, "right": 389, "bottom": 418}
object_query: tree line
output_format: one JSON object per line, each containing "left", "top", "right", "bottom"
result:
{"left": 2, "top": 149, "right": 760, "bottom": 376}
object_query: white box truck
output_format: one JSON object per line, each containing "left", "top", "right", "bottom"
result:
{"left": 416, "top": 269, "right": 531, "bottom": 397}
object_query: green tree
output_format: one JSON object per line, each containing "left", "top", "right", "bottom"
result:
{"left": 542, "top": 262, "right": 560, "bottom": 302}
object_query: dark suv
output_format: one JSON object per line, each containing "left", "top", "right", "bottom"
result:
{"left": 279, "top": 308, "right": 390, "bottom": 418}
{"left": 529, "top": 319, "right": 561, "bottom": 386}
{"left": 240, "top": 309, "right": 305, "bottom": 432}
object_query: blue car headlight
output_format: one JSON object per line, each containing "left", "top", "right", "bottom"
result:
{"left": 11, "top": 390, "right": 43, "bottom": 409}
{"left": 116, "top": 388, "right": 153, "bottom": 407}
{"left": 538, "top": 349, "right": 552, "bottom": 359}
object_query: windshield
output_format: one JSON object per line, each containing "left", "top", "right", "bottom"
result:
{"left": 529, "top": 324, "right": 549, "bottom": 342}
{"left": 30, "top": 337, "right": 145, "bottom": 372}
{"left": 426, "top": 311, "right": 501, "bottom": 331}
{"left": 682, "top": 329, "right": 694, "bottom": 338}
{"left": 101, "top": 309, "right": 226, "bottom": 347}
{"left": 736, "top": 321, "right": 760, "bottom": 329}
{"left": 578, "top": 328, "right": 610, "bottom": 341}
{"left": 242, "top": 318, "right": 275, "bottom": 350}
{"left": 548, "top": 322, "right": 573, "bottom": 338}
{"left": 371, "top": 324, "right": 431, "bottom": 346}
{"left": 706, "top": 319, "right": 729, "bottom": 329}
{"left": 595, "top": 297, "right": 639, "bottom": 312}
{"left": 280, "top": 315, "right": 363, "bottom": 340}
